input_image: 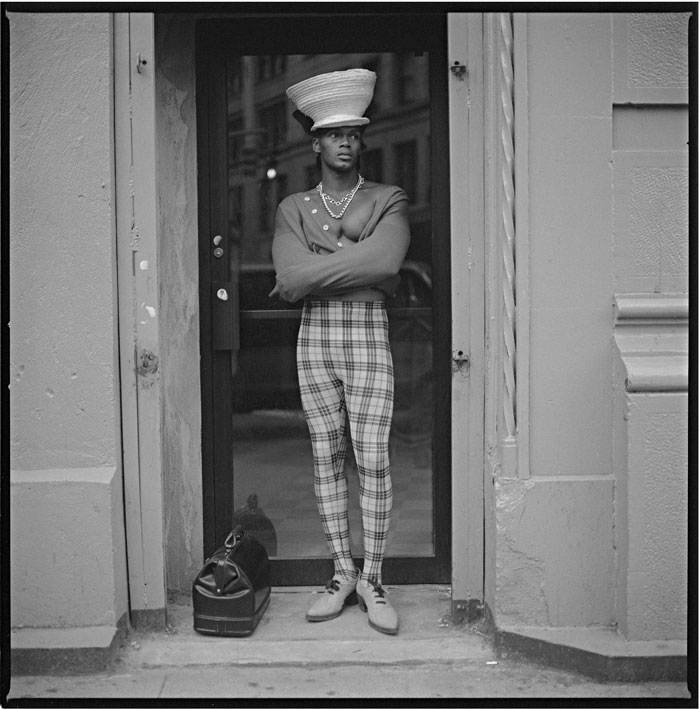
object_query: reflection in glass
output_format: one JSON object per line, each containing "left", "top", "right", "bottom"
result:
{"left": 228, "top": 53, "right": 434, "bottom": 559}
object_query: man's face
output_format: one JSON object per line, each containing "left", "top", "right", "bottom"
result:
{"left": 312, "top": 127, "right": 363, "bottom": 172}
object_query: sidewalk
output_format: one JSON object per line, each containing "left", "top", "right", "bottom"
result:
{"left": 7, "top": 586, "right": 693, "bottom": 702}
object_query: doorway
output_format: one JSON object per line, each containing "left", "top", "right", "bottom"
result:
{"left": 196, "top": 14, "right": 451, "bottom": 585}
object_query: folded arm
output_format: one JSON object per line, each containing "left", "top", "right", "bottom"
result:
{"left": 271, "top": 191, "right": 410, "bottom": 302}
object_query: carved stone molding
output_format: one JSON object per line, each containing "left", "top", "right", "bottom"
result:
{"left": 499, "top": 12, "right": 517, "bottom": 440}
{"left": 614, "top": 293, "right": 689, "bottom": 392}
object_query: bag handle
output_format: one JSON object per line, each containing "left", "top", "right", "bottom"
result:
{"left": 224, "top": 524, "right": 246, "bottom": 551}
{"left": 214, "top": 526, "right": 245, "bottom": 593}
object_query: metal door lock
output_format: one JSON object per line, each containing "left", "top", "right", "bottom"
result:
{"left": 217, "top": 288, "right": 229, "bottom": 301}
{"left": 213, "top": 247, "right": 224, "bottom": 258}
{"left": 452, "top": 349, "right": 470, "bottom": 374}
{"left": 137, "top": 349, "right": 159, "bottom": 376}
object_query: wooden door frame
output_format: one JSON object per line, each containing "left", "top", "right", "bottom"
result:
{"left": 114, "top": 12, "right": 167, "bottom": 627}
{"left": 195, "top": 12, "right": 454, "bottom": 585}
{"left": 114, "top": 9, "right": 489, "bottom": 621}
{"left": 447, "top": 12, "right": 486, "bottom": 622}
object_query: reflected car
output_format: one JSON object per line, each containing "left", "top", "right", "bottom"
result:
{"left": 232, "top": 260, "right": 432, "bottom": 442}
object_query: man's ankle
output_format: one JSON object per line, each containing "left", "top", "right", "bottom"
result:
{"left": 335, "top": 568, "right": 358, "bottom": 583}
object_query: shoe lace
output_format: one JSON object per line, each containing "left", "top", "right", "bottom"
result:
{"left": 325, "top": 578, "right": 341, "bottom": 594}
{"left": 368, "top": 580, "right": 387, "bottom": 604}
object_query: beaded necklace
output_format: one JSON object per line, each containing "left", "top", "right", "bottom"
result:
{"left": 317, "top": 175, "right": 364, "bottom": 219}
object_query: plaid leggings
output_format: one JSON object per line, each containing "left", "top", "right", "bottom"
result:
{"left": 297, "top": 300, "right": 394, "bottom": 585}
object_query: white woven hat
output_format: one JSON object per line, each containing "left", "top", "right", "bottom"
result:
{"left": 286, "top": 69, "right": 376, "bottom": 131}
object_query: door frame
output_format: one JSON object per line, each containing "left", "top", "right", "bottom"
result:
{"left": 114, "top": 12, "right": 168, "bottom": 627}
{"left": 447, "top": 13, "right": 486, "bottom": 622}
{"left": 117, "top": 10, "right": 488, "bottom": 621}
{"left": 195, "top": 13, "right": 457, "bottom": 586}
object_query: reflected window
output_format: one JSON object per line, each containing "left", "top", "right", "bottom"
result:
{"left": 396, "top": 53, "right": 422, "bottom": 104}
{"left": 256, "top": 55, "right": 287, "bottom": 82}
{"left": 257, "top": 101, "right": 287, "bottom": 152}
{"left": 362, "top": 148, "right": 383, "bottom": 184}
{"left": 228, "top": 58, "right": 243, "bottom": 96}
{"left": 228, "top": 114, "right": 244, "bottom": 163}
{"left": 394, "top": 140, "right": 417, "bottom": 201}
{"left": 259, "top": 173, "right": 287, "bottom": 233}
{"left": 277, "top": 173, "right": 288, "bottom": 201}
{"left": 362, "top": 58, "right": 380, "bottom": 116}
{"left": 229, "top": 184, "right": 244, "bottom": 234}
{"left": 305, "top": 164, "right": 318, "bottom": 190}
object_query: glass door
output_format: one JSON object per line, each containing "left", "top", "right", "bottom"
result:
{"left": 197, "top": 15, "right": 450, "bottom": 584}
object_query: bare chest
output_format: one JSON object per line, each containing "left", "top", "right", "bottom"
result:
{"left": 325, "top": 193, "right": 375, "bottom": 242}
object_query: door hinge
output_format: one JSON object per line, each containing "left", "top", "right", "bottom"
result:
{"left": 450, "top": 61, "right": 467, "bottom": 81}
{"left": 136, "top": 53, "right": 148, "bottom": 74}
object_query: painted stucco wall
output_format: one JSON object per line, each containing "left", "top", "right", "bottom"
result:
{"left": 495, "top": 13, "right": 616, "bottom": 629}
{"left": 154, "top": 15, "right": 204, "bottom": 592}
{"left": 10, "top": 13, "right": 119, "bottom": 472}
{"left": 527, "top": 12, "right": 614, "bottom": 482}
{"left": 495, "top": 12, "right": 689, "bottom": 639}
{"left": 9, "top": 13, "right": 128, "bottom": 630}
{"left": 623, "top": 393, "right": 688, "bottom": 640}
{"left": 612, "top": 12, "right": 689, "bottom": 294}
{"left": 611, "top": 12, "right": 689, "bottom": 642}
{"left": 495, "top": 477, "right": 614, "bottom": 627}
{"left": 11, "top": 468, "right": 126, "bottom": 628}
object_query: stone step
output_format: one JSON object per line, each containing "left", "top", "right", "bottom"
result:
{"left": 121, "top": 585, "right": 495, "bottom": 670}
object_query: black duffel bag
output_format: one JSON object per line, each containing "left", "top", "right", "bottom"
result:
{"left": 192, "top": 525, "right": 271, "bottom": 636}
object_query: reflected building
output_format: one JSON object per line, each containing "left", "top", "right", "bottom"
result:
{"left": 223, "top": 53, "right": 436, "bottom": 560}
{"left": 225, "top": 53, "right": 431, "bottom": 268}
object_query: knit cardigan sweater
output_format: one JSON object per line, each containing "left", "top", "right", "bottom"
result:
{"left": 271, "top": 184, "right": 410, "bottom": 303}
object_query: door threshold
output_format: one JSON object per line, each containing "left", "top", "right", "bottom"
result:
{"left": 121, "top": 586, "right": 494, "bottom": 669}
{"left": 268, "top": 583, "right": 448, "bottom": 594}
{"left": 162, "top": 585, "right": 486, "bottom": 638}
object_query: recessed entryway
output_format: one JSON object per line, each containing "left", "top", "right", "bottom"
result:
{"left": 195, "top": 14, "right": 452, "bottom": 586}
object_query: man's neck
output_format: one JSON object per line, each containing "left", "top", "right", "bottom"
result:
{"left": 320, "top": 169, "right": 359, "bottom": 196}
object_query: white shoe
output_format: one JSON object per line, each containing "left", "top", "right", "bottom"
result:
{"left": 306, "top": 576, "right": 358, "bottom": 622}
{"left": 356, "top": 579, "right": 399, "bottom": 635}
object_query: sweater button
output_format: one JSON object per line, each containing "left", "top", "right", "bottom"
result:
{"left": 337, "top": 242, "right": 343, "bottom": 248}
{"left": 304, "top": 196, "right": 310, "bottom": 201}
{"left": 312, "top": 209, "right": 318, "bottom": 214}
{"left": 323, "top": 224, "right": 329, "bottom": 231}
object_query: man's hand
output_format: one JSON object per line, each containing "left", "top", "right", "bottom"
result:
{"left": 269, "top": 280, "right": 296, "bottom": 302}
{"left": 268, "top": 282, "right": 281, "bottom": 298}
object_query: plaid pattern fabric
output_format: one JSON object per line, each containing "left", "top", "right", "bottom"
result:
{"left": 297, "top": 300, "right": 394, "bottom": 585}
